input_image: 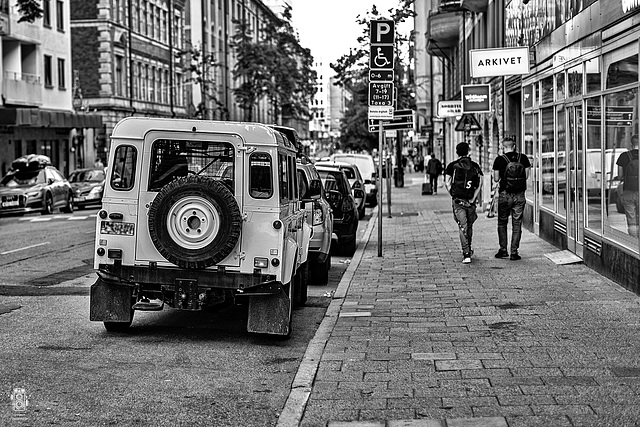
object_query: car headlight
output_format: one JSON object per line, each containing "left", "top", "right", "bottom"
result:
{"left": 89, "top": 186, "right": 103, "bottom": 195}
{"left": 26, "top": 190, "right": 41, "bottom": 197}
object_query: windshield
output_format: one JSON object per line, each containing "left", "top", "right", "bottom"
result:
{"left": 69, "top": 170, "right": 105, "bottom": 183}
{"left": 0, "top": 170, "right": 44, "bottom": 187}
{"left": 318, "top": 170, "right": 349, "bottom": 194}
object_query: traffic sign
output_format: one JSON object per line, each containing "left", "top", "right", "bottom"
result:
{"left": 370, "top": 20, "right": 395, "bottom": 45}
{"left": 369, "top": 69, "right": 394, "bottom": 82}
{"left": 368, "top": 106, "right": 394, "bottom": 120}
{"left": 454, "top": 114, "right": 482, "bottom": 132}
{"left": 369, "top": 82, "right": 394, "bottom": 106}
{"left": 368, "top": 110, "right": 415, "bottom": 132}
{"left": 370, "top": 45, "right": 394, "bottom": 70}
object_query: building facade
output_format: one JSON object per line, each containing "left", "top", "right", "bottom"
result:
{"left": 0, "top": 0, "right": 102, "bottom": 176}
{"left": 420, "top": 0, "right": 640, "bottom": 291}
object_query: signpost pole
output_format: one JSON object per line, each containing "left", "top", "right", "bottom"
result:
{"left": 377, "top": 120, "right": 383, "bottom": 257}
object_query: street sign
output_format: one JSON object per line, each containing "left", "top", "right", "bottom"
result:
{"left": 370, "top": 20, "right": 395, "bottom": 45}
{"left": 368, "top": 110, "right": 415, "bottom": 132}
{"left": 454, "top": 114, "right": 482, "bottom": 132}
{"left": 369, "top": 69, "right": 394, "bottom": 82}
{"left": 469, "top": 47, "right": 530, "bottom": 78}
{"left": 370, "top": 45, "right": 394, "bottom": 69}
{"left": 369, "top": 82, "right": 394, "bottom": 106}
{"left": 368, "top": 106, "right": 394, "bottom": 120}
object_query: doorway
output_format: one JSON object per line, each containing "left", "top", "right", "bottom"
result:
{"left": 566, "top": 103, "right": 584, "bottom": 257}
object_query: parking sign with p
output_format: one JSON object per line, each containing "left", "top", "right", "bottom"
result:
{"left": 370, "top": 20, "right": 395, "bottom": 45}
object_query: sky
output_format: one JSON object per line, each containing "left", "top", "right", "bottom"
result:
{"left": 289, "top": 0, "right": 410, "bottom": 66}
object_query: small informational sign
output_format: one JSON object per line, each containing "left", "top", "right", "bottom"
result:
{"left": 370, "top": 45, "right": 394, "bottom": 70}
{"left": 385, "top": 130, "right": 396, "bottom": 138}
{"left": 437, "top": 100, "right": 462, "bottom": 118}
{"left": 369, "top": 82, "right": 394, "bottom": 106}
{"left": 368, "top": 110, "right": 415, "bottom": 132}
{"left": 469, "top": 47, "right": 530, "bottom": 78}
{"left": 461, "top": 84, "right": 491, "bottom": 113}
{"left": 370, "top": 20, "right": 395, "bottom": 44}
{"left": 368, "top": 106, "right": 394, "bottom": 120}
{"left": 369, "top": 69, "right": 394, "bottom": 82}
{"left": 454, "top": 114, "right": 482, "bottom": 132}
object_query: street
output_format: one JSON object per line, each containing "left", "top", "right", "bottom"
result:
{"left": 0, "top": 208, "right": 366, "bottom": 426}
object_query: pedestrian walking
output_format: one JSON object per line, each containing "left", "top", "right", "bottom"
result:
{"left": 444, "top": 142, "right": 483, "bottom": 264}
{"left": 492, "top": 136, "right": 532, "bottom": 260}
{"left": 616, "top": 134, "right": 639, "bottom": 237}
{"left": 425, "top": 153, "right": 443, "bottom": 194}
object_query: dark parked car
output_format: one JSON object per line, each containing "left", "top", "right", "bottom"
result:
{"left": 0, "top": 154, "right": 74, "bottom": 215}
{"left": 315, "top": 164, "right": 359, "bottom": 256}
{"left": 316, "top": 160, "right": 366, "bottom": 219}
{"left": 68, "top": 167, "right": 105, "bottom": 209}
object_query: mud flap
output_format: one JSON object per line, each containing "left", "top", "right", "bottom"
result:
{"left": 89, "top": 276, "right": 134, "bottom": 322}
{"left": 246, "top": 287, "right": 291, "bottom": 335}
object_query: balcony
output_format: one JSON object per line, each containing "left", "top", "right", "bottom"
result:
{"left": 426, "top": 10, "right": 462, "bottom": 50}
{"left": 438, "top": 0, "right": 488, "bottom": 13}
{"left": 2, "top": 71, "right": 42, "bottom": 107}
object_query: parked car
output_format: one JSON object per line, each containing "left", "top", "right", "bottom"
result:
{"left": 315, "top": 164, "right": 359, "bottom": 256}
{"left": 330, "top": 153, "right": 378, "bottom": 207}
{"left": 316, "top": 160, "right": 366, "bottom": 219}
{"left": 68, "top": 167, "right": 105, "bottom": 209}
{"left": 297, "top": 162, "right": 334, "bottom": 285}
{"left": 0, "top": 154, "right": 74, "bottom": 216}
{"left": 90, "top": 118, "right": 314, "bottom": 338}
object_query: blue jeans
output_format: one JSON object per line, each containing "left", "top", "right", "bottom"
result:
{"left": 621, "top": 189, "right": 639, "bottom": 237}
{"left": 452, "top": 198, "right": 477, "bottom": 255}
{"left": 497, "top": 191, "right": 526, "bottom": 254}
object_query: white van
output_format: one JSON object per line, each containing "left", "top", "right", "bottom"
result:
{"left": 89, "top": 118, "right": 317, "bottom": 337}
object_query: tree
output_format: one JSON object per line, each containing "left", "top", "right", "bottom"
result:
{"left": 179, "top": 46, "right": 229, "bottom": 120}
{"left": 16, "top": 0, "right": 43, "bottom": 23}
{"left": 231, "top": 6, "right": 316, "bottom": 124}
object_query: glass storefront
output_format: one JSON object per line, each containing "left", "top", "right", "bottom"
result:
{"left": 524, "top": 42, "right": 640, "bottom": 255}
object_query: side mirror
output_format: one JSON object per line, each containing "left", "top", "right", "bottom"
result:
{"left": 326, "top": 189, "right": 342, "bottom": 205}
{"left": 48, "top": 178, "right": 55, "bottom": 185}
{"left": 353, "top": 188, "right": 365, "bottom": 199}
{"left": 301, "top": 179, "right": 322, "bottom": 201}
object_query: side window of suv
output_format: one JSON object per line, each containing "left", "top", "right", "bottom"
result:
{"left": 278, "top": 153, "right": 289, "bottom": 202}
{"left": 249, "top": 152, "right": 272, "bottom": 199}
{"left": 111, "top": 145, "right": 137, "bottom": 191}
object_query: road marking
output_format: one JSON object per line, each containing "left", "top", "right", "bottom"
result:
{"left": 31, "top": 218, "right": 53, "bottom": 222}
{"left": 68, "top": 216, "right": 89, "bottom": 220}
{"left": 1, "top": 242, "right": 51, "bottom": 255}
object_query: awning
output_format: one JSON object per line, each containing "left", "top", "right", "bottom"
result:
{"left": 0, "top": 108, "right": 103, "bottom": 129}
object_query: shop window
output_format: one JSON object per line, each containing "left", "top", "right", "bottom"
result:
{"left": 557, "top": 106, "right": 567, "bottom": 217}
{"left": 541, "top": 76, "right": 554, "bottom": 104}
{"left": 523, "top": 85, "right": 533, "bottom": 109}
{"left": 606, "top": 55, "right": 638, "bottom": 90}
{"left": 586, "top": 59, "right": 601, "bottom": 93}
{"left": 556, "top": 73, "right": 565, "bottom": 101}
{"left": 541, "top": 107, "right": 555, "bottom": 211}
{"left": 567, "top": 64, "right": 582, "bottom": 98}
{"left": 603, "top": 89, "right": 638, "bottom": 248}
{"left": 523, "top": 112, "right": 536, "bottom": 203}
{"left": 585, "top": 97, "right": 602, "bottom": 232}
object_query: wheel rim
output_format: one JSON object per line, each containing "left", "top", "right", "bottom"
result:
{"left": 46, "top": 194, "right": 52, "bottom": 212}
{"left": 165, "top": 195, "right": 221, "bottom": 250}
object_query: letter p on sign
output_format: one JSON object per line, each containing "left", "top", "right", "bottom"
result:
{"left": 371, "top": 20, "right": 395, "bottom": 45}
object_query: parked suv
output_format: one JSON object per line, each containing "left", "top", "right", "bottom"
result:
{"left": 297, "top": 162, "right": 333, "bottom": 285}
{"left": 315, "top": 164, "right": 359, "bottom": 256}
{"left": 316, "top": 160, "right": 366, "bottom": 219}
{"left": 330, "top": 153, "right": 378, "bottom": 207}
{"left": 89, "top": 118, "right": 316, "bottom": 337}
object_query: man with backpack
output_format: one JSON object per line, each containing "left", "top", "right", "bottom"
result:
{"left": 616, "top": 134, "right": 639, "bottom": 237}
{"left": 445, "top": 142, "right": 483, "bottom": 264}
{"left": 425, "top": 153, "right": 443, "bottom": 194}
{"left": 492, "top": 136, "right": 532, "bottom": 261}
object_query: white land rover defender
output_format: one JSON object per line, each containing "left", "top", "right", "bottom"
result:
{"left": 89, "top": 118, "right": 318, "bottom": 337}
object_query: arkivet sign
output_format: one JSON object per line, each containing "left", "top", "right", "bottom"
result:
{"left": 461, "top": 84, "right": 491, "bottom": 114}
{"left": 469, "top": 47, "right": 530, "bottom": 78}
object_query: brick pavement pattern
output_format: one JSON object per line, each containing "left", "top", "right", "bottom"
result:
{"left": 297, "top": 172, "right": 640, "bottom": 427}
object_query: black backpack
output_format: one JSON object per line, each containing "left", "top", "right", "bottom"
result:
{"left": 451, "top": 157, "right": 480, "bottom": 199}
{"left": 624, "top": 150, "right": 639, "bottom": 191}
{"left": 502, "top": 153, "right": 527, "bottom": 193}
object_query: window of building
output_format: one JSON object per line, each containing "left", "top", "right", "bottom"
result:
{"left": 56, "top": 0, "right": 64, "bottom": 31}
{"left": 567, "top": 63, "right": 582, "bottom": 98}
{"left": 44, "top": 55, "right": 53, "bottom": 87}
{"left": 556, "top": 105, "right": 567, "bottom": 217}
{"left": 540, "top": 107, "right": 555, "bottom": 211}
{"left": 43, "top": 0, "right": 51, "bottom": 27}
{"left": 555, "top": 72, "right": 565, "bottom": 101}
{"left": 523, "top": 112, "right": 536, "bottom": 203}
{"left": 115, "top": 55, "right": 124, "bottom": 96}
{"left": 57, "top": 58, "right": 65, "bottom": 89}
{"left": 541, "top": 75, "right": 554, "bottom": 104}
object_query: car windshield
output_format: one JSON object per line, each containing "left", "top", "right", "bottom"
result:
{"left": 69, "top": 170, "right": 105, "bottom": 183}
{"left": 341, "top": 167, "right": 357, "bottom": 180}
{"left": 318, "top": 170, "right": 349, "bottom": 194}
{"left": 0, "top": 169, "right": 44, "bottom": 187}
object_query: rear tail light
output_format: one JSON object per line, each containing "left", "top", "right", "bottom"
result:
{"left": 342, "top": 197, "right": 354, "bottom": 213}
{"left": 312, "top": 202, "right": 324, "bottom": 226}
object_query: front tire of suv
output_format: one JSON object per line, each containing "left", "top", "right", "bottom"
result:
{"left": 148, "top": 176, "right": 242, "bottom": 269}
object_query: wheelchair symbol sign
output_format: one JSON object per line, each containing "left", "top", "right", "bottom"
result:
{"left": 369, "top": 45, "right": 394, "bottom": 70}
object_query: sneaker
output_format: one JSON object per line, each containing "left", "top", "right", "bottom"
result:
{"left": 462, "top": 254, "right": 471, "bottom": 264}
{"left": 510, "top": 253, "right": 521, "bottom": 261}
{"left": 495, "top": 250, "right": 509, "bottom": 258}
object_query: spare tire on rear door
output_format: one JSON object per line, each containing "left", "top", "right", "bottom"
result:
{"left": 148, "top": 176, "right": 242, "bottom": 269}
